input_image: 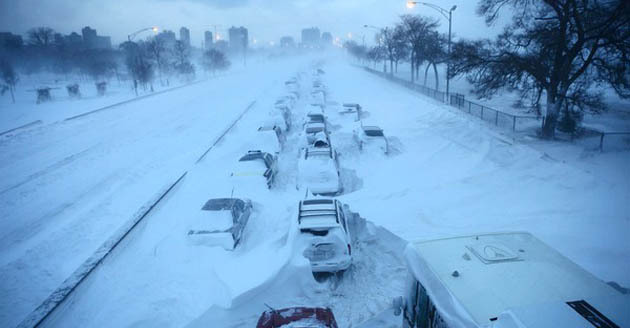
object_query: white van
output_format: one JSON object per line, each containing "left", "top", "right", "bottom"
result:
{"left": 393, "top": 232, "right": 629, "bottom": 328}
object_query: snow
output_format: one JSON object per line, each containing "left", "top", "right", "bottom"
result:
{"left": 1, "top": 52, "right": 628, "bottom": 328}
{"left": 188, "top": 209, "right": 233, "bottom": 232}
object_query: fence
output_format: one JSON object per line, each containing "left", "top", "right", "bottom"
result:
{"left": 363, "top": 66, "right": 630, "bottom": 151}
{"left": 364, "top": 66, "right": 540, "bottom": 132}
{"left": 449, "top": 93, "right": 541, "bottom": 132}
{"left": 363, "top": 67, "right": 446, "bottom": 103}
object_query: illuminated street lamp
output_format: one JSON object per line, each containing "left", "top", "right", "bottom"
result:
{"left": 407, "top": 1, "right": 456, "bottom": 101}
{"left": 128, "top": 26, "right": 159, "bottom": 42}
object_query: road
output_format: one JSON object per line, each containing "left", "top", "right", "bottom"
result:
{"left": 0, "top": 56, "right": 311, "bottom": 328}
{"left": 2, "top": 55, "right": 628, "bottom": 328}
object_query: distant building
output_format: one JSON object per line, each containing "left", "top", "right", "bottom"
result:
{"left": 301, "top": 27, "right": 321, "bottom": 48}
{"left": 81, "top": 26, "right": 111, "bottom": 49}
{"left": 204, "top": 31, "right": 213, "bottom": 50}
{"left": 157, "top": 30, "right": 177, "bottom": 48}
{"left": 214, "top": 40, "right": 229, "bottom": 53}
{"left": 321, "top": 32, "right": 333, "bottom": 46}
{"left": 280, "top": 36, "right": 295, "bottom": 48}
{"left": 65, "top": 32, "right": 82, "bottom": 45}
{"left": 180, "top": 27, "right": 190, "bottom": 47}
{"left": 0, "top": 32, "right": 23, "bottom": 50}
{"left": 228, "top": 26, "right": 248, "bottom": 52}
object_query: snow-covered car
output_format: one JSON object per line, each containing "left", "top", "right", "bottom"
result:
{"left": 257, "top": 125, "right": 284, "bottom": 154}
{"left": 187, "top": 198, "right": 252, "bottom": 250}
{"left": 267, "top": 109, "right": 291, "bottom": 132}
{"left": 304, "top": 121, "right": 326, "bottom": 141}
{"left": 354, "top": 125, "right": 388, "bottom": 154}
{"left": 231, "top": 150, "right": 277, "bottom": 189}
{"left": 393, "top": 232, "right": 630, "bottom": 328}
{"left": 298, "top": 146, "right": 341, "bottom": 195}
{"left": 298, "top": 199, "right": 352, "bottom": 272}
{"left": 340, "top": 103, "right": 362, "bottom": 121}
{"left": 256, "top": 307, "right": 338, "bottom": 328}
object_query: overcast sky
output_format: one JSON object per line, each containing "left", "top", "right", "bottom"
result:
{"left": 0, "top": 0, "right": 504, "bottom": 47}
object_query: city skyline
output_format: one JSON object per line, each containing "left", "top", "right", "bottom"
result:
{"left": 0, "top": 0, "right": 504, "bottom": 47}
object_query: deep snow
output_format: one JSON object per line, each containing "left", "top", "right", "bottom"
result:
{"left": 1, "top": 53, "right": 628, "bottom": 328}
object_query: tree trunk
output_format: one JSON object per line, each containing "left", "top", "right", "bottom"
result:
{"left": 411, "top": 59, "right": 415, "bottom": 83}
{"left": 424, "top": 64, "right": 430, "bottom": 86}
{"left": 10, "top": 86, "right": 15, "bottom": 104}
{"left": 432, "top": 62, "right": 439, "bottom": 90}
{"left": 390, "top": 60, "right": 394, "bottom": 76}
{"left": 541, "top": 91, "right": 561, "bottom": 139}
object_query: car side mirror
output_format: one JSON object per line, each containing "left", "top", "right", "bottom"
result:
{"left": 393, "top": 296, "right": 406, "bottom": 316}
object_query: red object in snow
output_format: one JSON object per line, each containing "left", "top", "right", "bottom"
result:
{"left": 256, "top": 307, "right": 339, "bottom": 328}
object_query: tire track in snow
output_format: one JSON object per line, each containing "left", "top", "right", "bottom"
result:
{"left": 17, "top": 99, "right": 261, "bottom": 328}
{"left": 16, "top": 172, "right": 188, "bottom": 328}
{"left": 0, "top": 144, "right": 101, "bottom": 196}
{"left": 195, "top": 101, "right": 257, "bottom": 164}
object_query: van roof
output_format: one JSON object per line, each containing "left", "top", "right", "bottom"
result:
{"left": 408, "top": 232, "right": 621, "bottom": 326}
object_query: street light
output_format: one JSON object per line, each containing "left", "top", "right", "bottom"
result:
{"left": 407, "top": 1, "right": 456, "bottom": 102}
{"left": 128, "top": 26, "right": 159, "bottom": 42}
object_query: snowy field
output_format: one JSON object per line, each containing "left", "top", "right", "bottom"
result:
{"left": 1, "top": 54, "right": 629, "bottom": 328}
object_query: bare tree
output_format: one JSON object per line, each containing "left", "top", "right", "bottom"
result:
{"left": 173, "top": 40, "right": 195, "bottom": 80}
{"left": 147, "top": 37, "right": 170, "bottom": 86}
{"left": 451, "top": 0, "right": 630, "bottom": 138}
{"left": 201, "top": 49, "right": 230, "bottom": 76}
{"left": 27, "top": 27, "right": 55, "bottom": 48}
{"left": 0, "top": 59, "right": 19, "bottom": 103}
{"left": 121, "top": 41, "right": 154, "bottom": 95}
{"left": 399, "top": 15, "right": 440, "bottom": 83}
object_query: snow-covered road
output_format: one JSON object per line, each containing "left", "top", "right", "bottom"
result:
{"left": 0, "top": 57, "right": 312, "bottom": 328}
{"left": 2, "top": 54, "right": 628, "bottom": 328}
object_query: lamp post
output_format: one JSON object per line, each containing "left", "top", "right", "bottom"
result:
{"left": 407, "top": 1, "right": 456, "bottom": 102}
{"left": 128, "top": 27, "right": 159, "bottom": 42}
{"left": 364, "top": 25, "right": 388, "bottom": 73}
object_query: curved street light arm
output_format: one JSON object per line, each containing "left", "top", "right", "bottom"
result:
{"left": 128, "top": 27, "right": 158, "bottom": 42}
{"left": 408, "top": 2, "right": 455, "bottom": 20}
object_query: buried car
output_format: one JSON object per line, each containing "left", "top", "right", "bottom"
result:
{"left": 231, "top": 150, "right": 278, "bottom": 189}
{"left": 354, "top": 125, "right": 388, "bottom": 154}
{"left": 256, "top": 307, "right": 338, "bottom": 328}
{"left": 298, "top": 199, "right": 352, "bottom": 273}
{"left": 298, "top": 146, "right": 341, "bottom": 196}
{"left": 256, "top": 125, "right": 284, "bottom": 154}
{"left": 187, "top": 198, "right": 252, "bottom": 250}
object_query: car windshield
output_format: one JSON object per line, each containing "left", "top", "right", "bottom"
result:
{"left": 306, "top": 126, "right": 324, "bottom": 133}
{"left": 364, "top": 128, "right": 384, "bottom": 137}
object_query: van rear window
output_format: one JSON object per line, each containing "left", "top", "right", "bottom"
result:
{"left": 300, "top": 229, "right": 329, "bottom": 236}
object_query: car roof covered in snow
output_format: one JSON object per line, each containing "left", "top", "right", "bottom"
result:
{"left": 405, "top": 232, "right": 623, "bottom": 327}
{"left": 298, "top": 199, "right": 338, "bottom": 226}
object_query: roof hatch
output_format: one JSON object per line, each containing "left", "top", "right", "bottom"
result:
{"left": 467, "top": 243, "right": 520, "bottom": 264}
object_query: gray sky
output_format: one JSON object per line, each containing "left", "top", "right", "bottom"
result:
{"left": 0, "top": 0, "right": 503, "bottom": 47}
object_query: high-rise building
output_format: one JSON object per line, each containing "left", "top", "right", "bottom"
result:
{"left": 204, "top": 31, "right": 213, "bottom": 50}
{"left": 321, "top": 32, "right": 333, "bottom": 46}
{"left": 81, "top": 26, "right": 97, "bottom": 47}
{"left": 228, "top": 26, "right": 248, "bottom": 52}
{"left": 180, "top": 27, "right": 190, "bottom": 47}
{"left": 280, "top": 36, "right": 295, "bottom": 48}
{"left": 81, "top": 26, "right": 111, "bottom": 49}
{"left": 301, "top": 27, "right": 320, "bottom": 48}
{"left": 157, "top": 30, "right": 177, "bottom": 48}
